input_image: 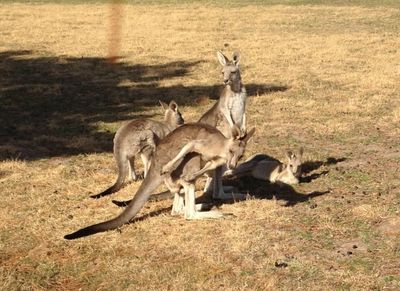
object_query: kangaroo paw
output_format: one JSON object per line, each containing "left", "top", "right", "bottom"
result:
{"left": 222, "top": 169, "right": 234, "bottom": 177}
{"left": 161, "top": 163, "right": 173, "bottom": 175}
{"left": 134, "top": 171, "right": 145, "bottom": 180}
{"left": 184, "top": 174, "right": 196, "bottom": 182}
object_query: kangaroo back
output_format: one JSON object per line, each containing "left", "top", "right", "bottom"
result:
{"left": 64, "top": 166, "right": 164, "bottom": 240}
{"left": 65, "top": 124, "right": 215, "bottom": 239}
{"left": 90, "top": 100, "right": 184, "bottom": 199}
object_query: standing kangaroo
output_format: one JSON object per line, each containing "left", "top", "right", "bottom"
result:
{"left": 64, "top": 123, "right": 254, "bottom": 240}
{"left": 198, "top": 51, "right": 247, "bottom": 135}
{"left": 225, "top": 148, "right": 304, "bottom": 185}
{"left": 198, "top": 51, "right": 247, "bottom": 199}
{"left": 90, "top": 100, "right": 184, "bottom": 199}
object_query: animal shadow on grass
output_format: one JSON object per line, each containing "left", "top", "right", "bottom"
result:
{"left": 111, "top": 180, "right": 329, "bottom": 215}
{"left": 300, "top": 157, "right": 346, "bottom": 183}
{"left": 222, "top": 176, "right": 330, "bottom": 207}
{"left": 111, "top": 156, "right": 345, "bottom": 213}
{"left": 0, "top": 50, "right": 287, "bottom": 161}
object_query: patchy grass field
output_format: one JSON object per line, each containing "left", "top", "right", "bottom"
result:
{"left": 1, "top": 1, "right": 399, "bottom": 290}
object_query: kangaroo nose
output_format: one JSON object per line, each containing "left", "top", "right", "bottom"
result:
{"left": 224, "top": 79, "right": 229, "bottom": 84}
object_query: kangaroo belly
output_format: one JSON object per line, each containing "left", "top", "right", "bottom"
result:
{"left": 229, "top": 91, "right": 246, "bottom": 126}
{"left": 251, "top": 161, "right": 280, "bottom": 181}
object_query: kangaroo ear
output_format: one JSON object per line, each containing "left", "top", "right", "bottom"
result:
{"left": 298, "top": 147, "right": 304, "bottom": 157}
{"left": 286, "top": 150, "right": 294, "bottom": 160}
{"left": 169, "top": 100, "right": 178, "bottom": 112}
{"left": 217, "top": 51, "right": 229, "bottom": 66}
{"left": 231, "top": 124, "right": 241, "bottom": 140}
{"left": 159, "top": 100, "right": 168, "bottom": 110}
{"left": 232, "top": 51, "right": 240, "bottom": 66}
{"left": 242, "top": 127, "right": 256, "bottom": 143}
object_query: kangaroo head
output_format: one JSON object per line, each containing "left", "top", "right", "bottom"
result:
{"left": 217, "top": 51, "right": 242, "bottom": 88}
{"left": 159, "top": 100, "right": 184, "bottom": 129}
{"left": 225, "top": 125, "right": 255, "bottom": 170}
{"left": 285, "top": 147, "right": 304, "bottom": 178}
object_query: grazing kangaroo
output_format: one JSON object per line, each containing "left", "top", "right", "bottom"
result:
{"left": 162, "top": 126, "right": 255, "bottom": 181}
{"left": 90, "top": 100, "right": 184, "bottom": 199}
{"left": 64, "top": 123, "right": 255, "bottom": 240}
{"left": 197, "top": 51, "right": 247, "bottom": 199}
{"left": 225, "top": 148, "right": 304, "bottom": 185}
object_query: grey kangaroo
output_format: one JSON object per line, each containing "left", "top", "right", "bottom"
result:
{"left": 197, "top": 51, "right": 247, "bottom": 199}
{"left": 225, "top": 148, "right": 304, "bottom": 185}
{"left": 64, "top": 123, "right": 255, "bottom": 240}
{"left": 90, "top": 100, "right": 184, "bottom": 199}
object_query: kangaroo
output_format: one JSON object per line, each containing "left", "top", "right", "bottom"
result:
{"left": 198, "top": 51, "right": 247, "bottom": 136}
{"left": 109, "top": 51, "right": 247, "bottom": 204}
{"left": 64, "top": 123, "right": 255, "bottom": 240}
{"left": 162, "top": 126, "right": 255, "bottom": 181}
{"left": 225, "top": 148, "right": 304, "bottom": 185}
{"left": 90, "top": 100, "right": 184, "bottom": 199}
{"left": 197, "top": 51, "right": 247, "bottom": 199}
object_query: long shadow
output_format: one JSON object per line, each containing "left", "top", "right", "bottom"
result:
{"left": 221, "top": 176, "right": 330, "bottom": 207}
{"left": 112, "top": 179, "right": 329, "bottom": 211}
{"left": 0, "top": 50, "right": 287, "bottom": 161}
{"left": 302, "top": 157, "right": 347, "bottom": 174}
{"left": 300, "top": 156, "right": 347, "bottom": 183}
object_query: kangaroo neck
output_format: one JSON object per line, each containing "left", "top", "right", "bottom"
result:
{"left": 162, "top": 120, "right": 176, "bottom": 134}
{"left": 226, "top": 80, "right": 244, "bottom": 94}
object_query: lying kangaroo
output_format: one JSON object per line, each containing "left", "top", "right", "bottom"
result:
{"left": 90, "top": 100, "right": 184, "bottom": 199}
{"left": 64, "top": 123, "right": 254, "bottom": 240}
{"left": 225, "top": 148, "right": 304, "bottom": 185}
{"left": 197, "top": 51, "right": 248, "bottom": 199}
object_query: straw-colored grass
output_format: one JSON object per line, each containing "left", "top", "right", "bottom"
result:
{"left": 1, "top": 2, "right": 399, "bottom": 290}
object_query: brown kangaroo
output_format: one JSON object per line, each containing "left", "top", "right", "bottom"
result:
{"left": 225, "top": 148, "right": 304, "bottom": 185}
{"left": 64, "top": 123, "right": 254, "bottom": 240}
{"left": 197, "top": 51, "right": 248, "bottom": 199}
{"left": 90, "top": 100, "right": 184, "bottom": 199}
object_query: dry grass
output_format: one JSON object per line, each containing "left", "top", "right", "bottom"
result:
{"left": 1, "top": 2, "right": 400, "bottom": 290}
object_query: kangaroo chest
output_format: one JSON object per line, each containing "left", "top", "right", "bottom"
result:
{"left": 227, "top": 90, "right": 247, "bottom": 126}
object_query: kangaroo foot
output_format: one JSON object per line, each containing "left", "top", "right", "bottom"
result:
{"left": 213, "top": 191, "right": 248, "bottom": 201}
{"left": 195, "top": 203, "right": 213, "bottom": 211}
{"left": 185, "top": 210, "right": 235, "bottom": 220}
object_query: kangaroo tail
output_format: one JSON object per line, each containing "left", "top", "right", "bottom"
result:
{"left": 112, "top": 190, "right": 176, "bottom": 206}
{"left": 148, "top": 190, "right": 174, "bottom": 201}
{"left": 90, "top": 152, "right": 129, "bottom": 199}
{"left": 65, "top": 168, "right": 163, "bottom": 240}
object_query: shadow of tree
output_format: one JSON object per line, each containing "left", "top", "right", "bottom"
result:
{"left": 0, "top": 50, "right": 288, "bottom": 160}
